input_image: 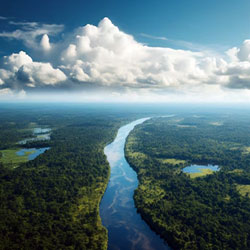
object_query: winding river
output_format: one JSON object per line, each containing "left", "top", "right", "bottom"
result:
{"left": 100, "top": 118, "right": 170, "bottom": 250}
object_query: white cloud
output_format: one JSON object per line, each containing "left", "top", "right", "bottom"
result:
{"left": 140, "top": 33, "right": 168, "bottom": 41}
{"left": 0, "top": 87, "right": 27, "bottom": 101}
{"left": 3, "top": 51, "right": 33, "bottom": 71}
{"left": 69, "top": 60, "right": 90, "bottom": 82}
{"left": 17, "top": 62, "right": 67, "bottom": 86}
{"left": 58, "top": 17, "right": 250, "bottom": 92}
{"left": 0, "top": 21, "right": 64, "bottom": 50}
{"left": 60, "top": 17, "right": 216, "bottom": 90}
{"left": 237, "top": 40, "right": 250, "bottom": 61}
{"left": 2, "top": 17, "right": 250, "bottom": 100}
{"left": 0, "top": 51, "right": 66, "bottom": 89}
{"left": 63, "top": 44, "right": 77, "bottom": 60}
{"left": 0, "top": 88, "right": 13, "bottom": 96}
{"left": 0, "top": 68, "right": 14, "bottom": 82}
{"left": 40, "top": 34, "right": 51, "bottom": 51}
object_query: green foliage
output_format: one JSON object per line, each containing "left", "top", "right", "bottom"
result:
{"left": 236, "top": 184, "right": 250, "bottom": 197}
{"left": 187, "top": 168, "right": 214, "bottom": 178}
{"left": 126, "top": 115, "right": 250, "bottom": 250}
{"left": 0, "top": 148, "right": 33, "bottom": 168}
{"left": 0, "top": 105, "right": 137, "bottom": 250}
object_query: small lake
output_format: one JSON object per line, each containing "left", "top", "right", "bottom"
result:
{"left": 100, "top": 118, "right": 170, "bottom": 250}
{"left": 183, "top": 164, "right": 220, "bottom": 173}
{"left": 18, "top": 127, "right": 51, "bottom": 144}
{"left": 16, "top": 147, "right": 50, "bottom": 160}
{"left": 33, "top": 128, "right": 51, "bottom": 134}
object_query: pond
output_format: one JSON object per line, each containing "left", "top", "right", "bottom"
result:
{"left": 16, "top": 147, "right": 50, "bottom": 160}
{"left": 16, "top": 126, "right": 51, "bottom": 161}
{"left": 33, "top": 128, "right": 51, "bottom": 134}
{"left": 183, "top": 164, "right": 220, "bottom": 173}
{"left": 18, "top": 127, "right": 51, "bottom": 144}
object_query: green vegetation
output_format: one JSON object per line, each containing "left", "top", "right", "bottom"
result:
{"left": 177, "top": 124, "right": 196, "bottom": 128}
{"left": 243, "top": 146, "right": 250, "bottom": 154}
{"left": 237, "top": 184, "right": 250, "bottom": 197}
{"left": 0, "top": 104, "right": 141, "bottom": 250}
{"left": 228, "top": 169, "right": 244, "bottom": 174}
{"left": 186, "top": 168, "right": 214, "bottom": 178}
{"left": 0, "top": 148, "right": 34, "bottom": 168}
{"left": 2, "top": 104, "right": 250, "bottom": 249}
{"left": 157, "top": 158, "right": 186, "bottom": 166}
{"left": 126, "top": 115, "right": 250, "bottom": 250}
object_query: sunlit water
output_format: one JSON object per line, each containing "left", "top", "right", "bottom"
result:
{"left": 33, "top": 128, "right": 51, "bottom": 134}
{"left": 100, "top": 118, "right": 170, "bottom": 250}
{"left": 16, "top": 147, "right": 50, "bottom": 160}
{"left": 18, "top": 127, "right": 51, "bottom": 144}
{"left": 183, "top": 164, "right": 219, "bottom": 173}
{"left": 16, "top": 127, "right": 51, "bottom": 160}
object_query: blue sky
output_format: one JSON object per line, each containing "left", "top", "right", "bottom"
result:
{"left": 1, "top": 0, "right": 250, "bottom": 102}
{"left": 2, "top": 0, "right": 250, "bottom": 49}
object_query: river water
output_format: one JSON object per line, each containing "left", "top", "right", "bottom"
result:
{"left": 100, "top": 118, "right": 170, "bottom": 250}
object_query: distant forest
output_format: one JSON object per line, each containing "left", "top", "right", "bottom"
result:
{"left": 1, "top": 104, "right": 250, "bottom": 250}
{"left": 126, "top": 114, "right": 250, "bottom": 250}
{"left": 0, "top": 104, "right": 141, "bottom": 250}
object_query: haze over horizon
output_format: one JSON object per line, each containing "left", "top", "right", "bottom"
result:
{"left": 1, "top": 0, "right": 250, "bottom": 102}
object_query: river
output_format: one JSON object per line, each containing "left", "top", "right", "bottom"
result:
{"left": 100, "top": 118, "right": 170, "bottom": 250}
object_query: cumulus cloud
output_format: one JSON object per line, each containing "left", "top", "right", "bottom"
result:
{"left": 237, "top": 40, "right": 250, "bottom": 61}
{"left": 58, "top": 17, "right": 250, "bottom": 91}
{"left": 59, "top": 17, "right": 220, "bottom": 90}
{"left": 3, "top": 51, "right": 33, "bottom": 71}
{"left": 2, "top": 17, "right": 250, "bottom": 99}
{"left": 217, "top": 44, "right": 250, "bottom": 89}
{"left": 17, "top": 62, "right": 67, "bottom": 87}
{"left": 40, "top": 34, "right": 51, "bottom": 51}
{"left": 0, "top": 51, "right": 66, "bottom": 89}
{"left": 0, "top": 21, "right": 64, "bottom": 50}
{"left": 17, "top": 62, "right": 67, "bottom": 86}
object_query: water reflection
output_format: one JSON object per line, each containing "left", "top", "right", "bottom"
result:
{"left": 16, "top": 147, "right": 50, "bottom": 160}
{"left": 100, "top": 118, "right": 170, "bottom": 250}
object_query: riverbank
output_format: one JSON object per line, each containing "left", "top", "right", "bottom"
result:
{"left": 0, "top": 109, "right": 134, "bottom": 250}
{"left": 125, "top": 116, "right": 250, "bottom": 250}
{"left": 100, "top": 118, "right": 169, "bottom": 250}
